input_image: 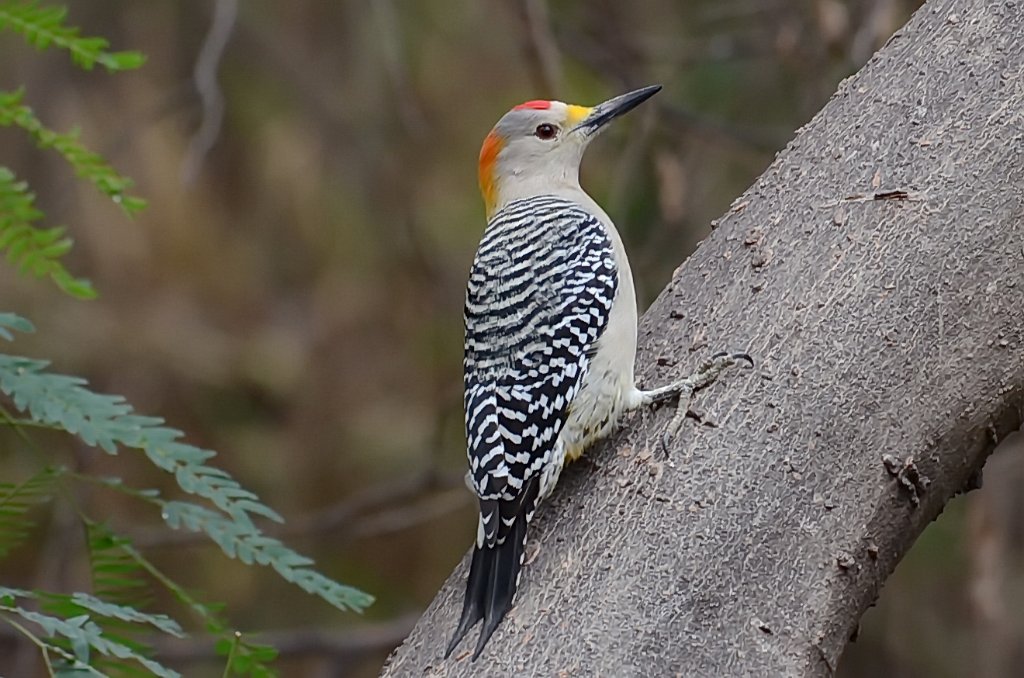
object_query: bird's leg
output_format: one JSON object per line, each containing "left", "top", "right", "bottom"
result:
{"left": 634, "top": 351, "right": 753, "bottom": 453}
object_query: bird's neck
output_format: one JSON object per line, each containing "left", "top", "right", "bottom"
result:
{"left": 487, "top": 174, "right": 587, "bottom": 220}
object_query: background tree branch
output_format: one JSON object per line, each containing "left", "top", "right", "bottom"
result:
{"left": 381, "top": 0, "right": 1024, "bottom": 674}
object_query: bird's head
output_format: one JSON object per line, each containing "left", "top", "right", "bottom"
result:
{"left": 478, "top": 85, "right": 661, "bottom": 219}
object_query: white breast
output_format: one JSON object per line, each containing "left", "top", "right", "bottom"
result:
{"left": 556, "top": 195, "right": 639, "bottom": 461}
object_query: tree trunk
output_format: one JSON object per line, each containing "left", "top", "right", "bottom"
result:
{"left": 381, "top": 0, "right": 1024, "bottom": 674}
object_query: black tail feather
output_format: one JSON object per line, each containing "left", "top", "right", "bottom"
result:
{"left": 473, "top": 510, "right": 528, "bottom": 659}
{"left": 444, "top": 544, "right": 491, "bottom": 658}
{"left": 445, "top": 476, "right": 541, "bottom": 661}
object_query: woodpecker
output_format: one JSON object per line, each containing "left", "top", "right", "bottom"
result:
{"left": 447, "top": 85, "right": 750, "bottom": 660}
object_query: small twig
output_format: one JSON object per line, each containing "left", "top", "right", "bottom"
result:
{"left": 371, "top": 0, "right": 428, "bottom": 139}
{"left": 132, "top": 469, "right": 466, "bottom": 549}
{"left": 220, "top": 632, "right": 241, "bottom": 678}
{"left": 560, "top": 25, "right": 787, "bottom": 153}
{"left": 0, "top": 615, "right": 418, "bottom": 667}
{"left": 516, "top": 0, "right": 564, "bottom": 98}
{"left": 842, "top": 189, "right": 923, "bottom": 202}
{"left": 181, "top": 0, "right": 239, "bottom": 184}
{"left": 820, "top": 189, "right": 927, "bottom": 208}
{"left": 1, "top": 617, "right": 58, "bottom": 676}
{"left": 659, "top": 103, "right": 787, "bottom": 154}
{"left": 607, "top": 102, "right": 658, "bottom": 221}
{"left": 149, "top": 614, "right": 420, "bottom": 663}
{"left": 351, "top": 486, "right": 469, "bottom": 539}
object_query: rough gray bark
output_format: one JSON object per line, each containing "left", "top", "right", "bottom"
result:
{"left": 382, "top": 0, "right": 1024, "bottom": 675}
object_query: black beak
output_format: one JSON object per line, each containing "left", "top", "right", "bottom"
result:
{"left": 574, "top": 85, "right": 662, "bottom": 134}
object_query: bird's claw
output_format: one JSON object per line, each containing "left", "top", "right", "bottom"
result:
{"left": 708, "top": 350, "right": 755, "bottom": 369}
{"left": 658, "top": 349, "right": 753, "bottom": 455}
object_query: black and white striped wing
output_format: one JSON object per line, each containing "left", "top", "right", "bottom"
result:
{"left": 463, "top": 195, "right": 618, "bottom": 546}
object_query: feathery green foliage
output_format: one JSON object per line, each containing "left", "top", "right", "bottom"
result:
{"left": 0, "top": 347, "right": 374, "bottom": 613}
{"left": 87, "top": 522, "right": 153, "bottom": 611}
{"left": 0, "top": 167, "right": 96, "bottom": 298}
{"left": 0, "top": 89, "right": 146, "bottom": 214}
{"left": 0, "top": 587, "right": 180, "bottom": 678}
{"left": 0, "top": 312, "right": 34, "bottom": 339}
{"left": 2, "top": 7, "right": 375, "bottom": 675}
{"left": 40, "top": 591, "right": 184, "bottom": 640}
{"left": 0, "top": 465, "right": 60, "bottom": 557}
{"left": 0, "top": 1, "right": 145, "bottom": 71}
{"left": 0, "top": 314, "right": 371, "bottom": 674}
{"left": 84, "top": 521, "right": 158, "bottom": 677}
{"left": 0, "top": 19, "right": 144, "bottom": 300}
{"left": 82, "top": 516, "right": 279, "bottom": 677}
{"left": 161, "top": 501, "right": 373, "bottom": 611}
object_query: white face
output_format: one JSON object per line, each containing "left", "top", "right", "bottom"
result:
{"left": 479, "top": 87, "right": 662, "bottom": 217}
{"left": 491, "top": 102, "right": 594, "bottom": 179}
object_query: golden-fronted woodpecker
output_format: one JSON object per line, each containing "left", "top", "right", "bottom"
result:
{"left": 447, "top": 85, "right": 750, "bottom": 660}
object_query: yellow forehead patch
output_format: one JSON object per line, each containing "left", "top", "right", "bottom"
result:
{"left": 566, "top": 105, "right": 592, "bottom": 126}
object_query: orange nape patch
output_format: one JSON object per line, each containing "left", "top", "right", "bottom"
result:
{"left": 514, "top": 100, "right": 552, "bottom": 111}
{"left": 478, "top": 130, "right": 504, "bottom": 218}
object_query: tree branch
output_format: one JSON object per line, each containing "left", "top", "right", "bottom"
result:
{"left": 380, "top": 0, "right": 1024, "bottom": 675}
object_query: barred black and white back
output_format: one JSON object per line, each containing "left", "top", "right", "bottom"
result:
{"left": 448, "top": 195, "right": 617, "bottom": 659}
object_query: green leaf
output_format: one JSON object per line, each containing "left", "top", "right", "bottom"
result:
{"left": 0, "top": 588, "right": 180, "bottom": 678}
{"left": 42, "top": 591, "right": 185, "bottom": 638}
{"left": 100, "top": 542, "right": 281, "bottom": 677}
{"left": 0, "top": 466, "right": 62, "bottom": 557}
{"left": 0, "top": 91, "right": 146, "bottom": 216}
{"left": 86, "top": 522, "right": 153, "bottom": 611}
{"left": 161, "top": 502, "right": 373, "bottom": 612}
{"left": 0, "top": 168, "right": 96, "bottom": 298}
{"left": 0, "top": 312, "right": 34, "bottom": 340}
{"left": 217, "top": 634, "right": 279, "bottom": 678}
{"left": 0, "top": 351, "right": 374, "bottom": 614}
{"left": 0, "top": 2, "right": 146, "bottom": 72}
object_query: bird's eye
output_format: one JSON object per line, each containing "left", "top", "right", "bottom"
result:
{"left": 534, "top": 123, "right": 558, "bottom": 140}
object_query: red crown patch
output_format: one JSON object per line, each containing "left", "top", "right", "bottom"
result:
{"left": 513, "top": 100, "right": 552, "bottom": 111}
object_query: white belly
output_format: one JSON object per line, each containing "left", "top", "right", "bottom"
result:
{"left": 559, "top": 254, "right": 638, "bottom": 462}
{"left": 527, "top": 188, "right": 640, "bottom": 492}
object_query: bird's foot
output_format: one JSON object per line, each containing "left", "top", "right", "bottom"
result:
{"left": 637, "top": 351, "right": 753, "bottom": 454}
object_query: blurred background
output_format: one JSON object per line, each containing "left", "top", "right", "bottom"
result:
{"left": 3, "top": 1, "right": 1020, "bottom": 676}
